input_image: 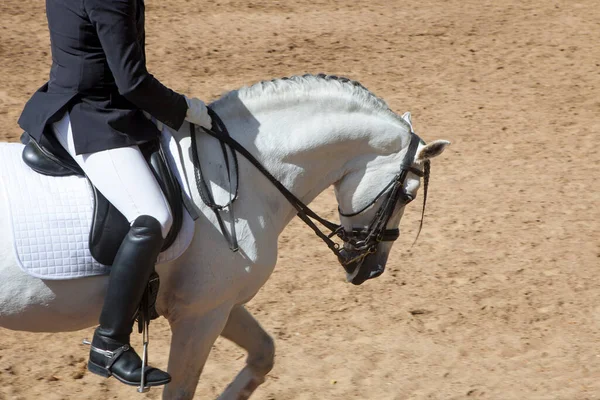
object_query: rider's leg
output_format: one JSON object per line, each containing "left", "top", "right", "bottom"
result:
{"left": 51, "top": 112, "right": 173, "bottom": 386}
{"left": 52, "top": 113, "right": 173, "bottom": 238}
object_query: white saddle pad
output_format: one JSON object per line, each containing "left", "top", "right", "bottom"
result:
{"left": 0, "top": 143, "right": 195, "bottom": 280}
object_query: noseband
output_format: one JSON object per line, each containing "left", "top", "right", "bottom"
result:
{"left": 189, "top": 110, "right": 428, "bottom": 284}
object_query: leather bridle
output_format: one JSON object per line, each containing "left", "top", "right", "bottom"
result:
{"left": 188, "top": 109, "right": 429, "bottom": 285}
{"left": 334, "top": 132, "right": 428, "bottom": 284}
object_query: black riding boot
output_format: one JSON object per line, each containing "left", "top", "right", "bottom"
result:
{"left": 87, "top": 215, "right": 171, "bottom": 387}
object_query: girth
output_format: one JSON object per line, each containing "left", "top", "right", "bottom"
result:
{"left": 20, "top": 131, "right": 183, "bottom": 265}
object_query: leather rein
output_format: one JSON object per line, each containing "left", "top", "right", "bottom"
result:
{"left": 187, "top": 109, "right": 428, "bottom": 270}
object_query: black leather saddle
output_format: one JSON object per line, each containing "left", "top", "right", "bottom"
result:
{"left": 20, "top": 131, "right": 184, "bottom": 266}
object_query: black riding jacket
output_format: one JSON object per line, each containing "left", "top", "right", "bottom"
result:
{"left": 18, "top": 0, "right": 188, "bottom": 154}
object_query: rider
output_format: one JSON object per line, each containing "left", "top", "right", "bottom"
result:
{"left": 18, "top": 0, "right": 211, "bottom": 387}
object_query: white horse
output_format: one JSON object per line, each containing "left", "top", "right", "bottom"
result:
{"left": 0, "top": 74, "right": 449, "bottom": 399}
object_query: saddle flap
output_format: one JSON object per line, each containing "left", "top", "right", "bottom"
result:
{"left": 89, "top": 187, "right": 130, "bottom": 266}
{"left": 88, "top": 139, "right": 184, "bottom": 263}
{"left": 147, "top": 143, "right": 183, "bottom": 251}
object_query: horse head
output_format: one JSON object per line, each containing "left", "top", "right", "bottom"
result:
{"left": 333, "top": 112, "right": 450, "bottom": 284}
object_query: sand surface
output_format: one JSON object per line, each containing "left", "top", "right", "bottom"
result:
{"left": 1, "top": 0, "right": 599, "bottom": 399}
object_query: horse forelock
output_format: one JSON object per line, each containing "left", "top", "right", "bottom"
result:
{"left": 212, "top": 74, "right": 412, "bottom": 131}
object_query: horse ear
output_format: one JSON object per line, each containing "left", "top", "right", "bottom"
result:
{"left": 416, "top": 140, "right": 451, "bottom": 162}
{"left": 401, "top": 112, "right": 413, "bottom": 130}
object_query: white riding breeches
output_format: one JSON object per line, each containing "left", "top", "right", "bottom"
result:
{"left": 51, "top": 112, "right": 173, "bottom": 239}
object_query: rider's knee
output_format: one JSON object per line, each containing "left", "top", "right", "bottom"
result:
{"left": 134, "top": 206, "right": 173, "bottom": 239}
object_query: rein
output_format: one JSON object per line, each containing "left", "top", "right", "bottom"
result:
{"left": 189, "top": 113, "right": 343, "bottom": 258}
{"left": 187, "top": 109, "right": 429, "bottom": 273}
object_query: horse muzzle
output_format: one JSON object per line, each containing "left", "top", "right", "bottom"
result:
{"left": 338, "top": 248, "right": 385, "bottom": 285}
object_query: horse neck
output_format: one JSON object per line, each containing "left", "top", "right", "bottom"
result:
{"left": 208, "top": 93, "right": 410, "bottom": 229}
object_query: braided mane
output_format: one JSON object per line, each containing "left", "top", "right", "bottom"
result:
{"left": 214, "top": 73, "right": 409, "bottom": 128}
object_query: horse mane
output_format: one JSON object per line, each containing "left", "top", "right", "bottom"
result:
{"left": 213, "top": 74, "right": 410, "bottom": 128}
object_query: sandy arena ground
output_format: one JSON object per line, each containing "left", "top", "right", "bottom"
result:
{"left": 1, "top": 0, "right": 599, "bottom": 399}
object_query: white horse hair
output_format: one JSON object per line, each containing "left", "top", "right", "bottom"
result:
{"left": 0, "top": 74, "right": 450, "bottom": 399}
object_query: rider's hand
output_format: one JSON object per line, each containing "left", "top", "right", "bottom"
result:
{"left": 184, "top": 97, "right": 212, "bottom": 130}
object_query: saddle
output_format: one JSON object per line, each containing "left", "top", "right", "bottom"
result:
{"left": 19, "top": 131, "right": 184, "bottom": 266}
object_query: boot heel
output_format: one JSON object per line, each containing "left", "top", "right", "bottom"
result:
{"left": 88, "top": 360, "right": 112, "bottom": 378}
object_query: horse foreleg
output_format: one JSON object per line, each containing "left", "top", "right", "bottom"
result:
{"left": 162, "top": 304, "right": 232, "bottom": 400}
{"left": 217, "top": 305, "right": 275, "bottom": 400}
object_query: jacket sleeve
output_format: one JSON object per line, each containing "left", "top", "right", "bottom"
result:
{"left": 85, "top": 0, "right": 188, "bottom": 130}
